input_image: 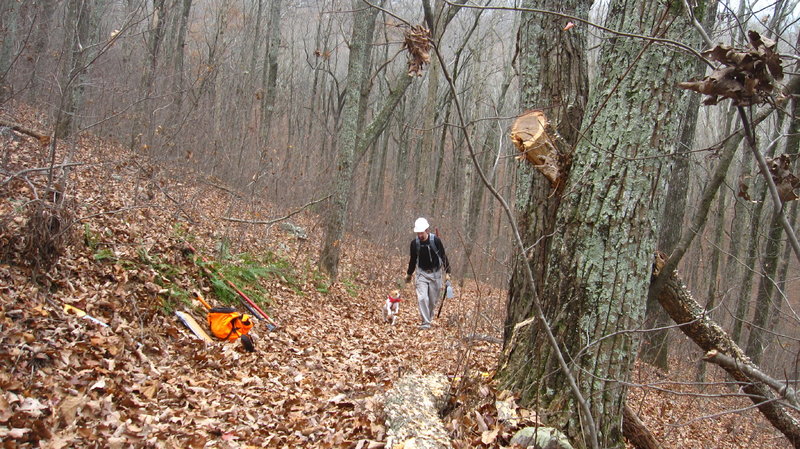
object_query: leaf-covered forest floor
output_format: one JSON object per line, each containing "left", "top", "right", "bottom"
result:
{"left": 0, "top": 103, "right": 791, "bottom": 448}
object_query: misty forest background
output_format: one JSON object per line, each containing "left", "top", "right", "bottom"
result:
{"left": 3, "top": 0, "right": 800, "bottom": 448}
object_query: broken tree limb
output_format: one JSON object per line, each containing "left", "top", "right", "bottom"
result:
{"left": 0, "top": 118, "right": 51, "bottom": 145}
{"left": 653, "top": 263, "right": 800, "bottom": 448}
{"left": 462, "top": 334, "right": 502, "bottom": 345}
{"left": 704, "top": 350, "right": 799, "bottom": 410}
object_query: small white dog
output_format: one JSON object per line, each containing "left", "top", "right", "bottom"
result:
{"left": 383, "top": 289, "right": 402, "bottom": 325}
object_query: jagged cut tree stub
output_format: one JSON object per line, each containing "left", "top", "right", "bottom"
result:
{"left": 509, "top": 110, "right": 563, "bottom": 187}
{"left": 678, "top": 30, "right": 784, "bottom": 106}
{"left": 404, "top": 25, "right": 431, "bottom": 77}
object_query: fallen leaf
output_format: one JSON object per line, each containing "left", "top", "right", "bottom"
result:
{"left": 481, "top": 427, "right": 499, "bottom": 444}
{"left": 58, "top": 395, "right": 84, "bottom": 425}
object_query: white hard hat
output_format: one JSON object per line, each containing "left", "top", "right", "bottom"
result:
{"left": 413, "top": 217, "right": 430, "bottom": 233}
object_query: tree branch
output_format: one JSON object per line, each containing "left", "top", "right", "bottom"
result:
{"left": 704, "top": 349, "right": 799, "bottom": 410}
{"left": 0, "top": 118, "right": 51, "bottom": 145}
{"left": 220, "top": 194, "right": 332, "bottom": 226}
{"left": 654, "top": 264, "right": 800, "bottom": 447}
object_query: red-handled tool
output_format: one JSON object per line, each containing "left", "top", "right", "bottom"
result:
{"left": 185, "top": 243, "right": 278, "bottom": 329}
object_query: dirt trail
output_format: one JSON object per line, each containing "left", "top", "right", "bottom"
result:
{"left": 1, "top": 104, "right": 789, "bottom": 448}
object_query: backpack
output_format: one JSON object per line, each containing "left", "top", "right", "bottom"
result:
{"left": 415, "top": 233, "right": 443, "bottom": 268}
{"left": 207, "top": 307, "right": 254, "bottom": 342}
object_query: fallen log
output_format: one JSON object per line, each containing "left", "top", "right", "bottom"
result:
{"left": 623, "top": 404, "right": 663, "bottom": 449}
{"left": 384, "top": 374, "right": 452, "bottom": 449}
{"left": 0, "top": 118, "right": 50, "bottom": 145}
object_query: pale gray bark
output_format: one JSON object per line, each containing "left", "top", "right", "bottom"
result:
{"left": 501, "top": 3, "right": 696, "bottom": 447}
{"left": 318, "top": 0, "right": 379, "bottom": 278}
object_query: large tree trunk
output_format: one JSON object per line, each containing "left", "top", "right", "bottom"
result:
{"left": 54, "top": 0, "right": 94, "bottom": 138}
{"left": 746, "top": 216, "right": 784, "bottom": 365}
{"left": 0, "top": 0, "right": 19, "bottom": 101}
{"left": 500, "top": 3, "right": 695, "bottom": 448}
{"left": 695, "top": 192, "right": 726, "bottom": 382}
{"left": 259, "top": 0, "right": 282, "bottom": 143}
{"left": 502, "top": 0, "right": 591, "bottom": 344}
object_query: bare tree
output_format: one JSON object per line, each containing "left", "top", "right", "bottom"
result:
{"left": 319, "top": 1, "right": 381, "bottom": 278}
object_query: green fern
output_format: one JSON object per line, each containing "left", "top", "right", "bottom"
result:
{"left": 158, "top": 287, "right": 191, "bottom": 315}
{"left": 93, "top": 248, "right": 116, "bottom": 261}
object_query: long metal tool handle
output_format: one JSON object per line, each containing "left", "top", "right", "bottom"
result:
{"left": 186, "top": 243, "right": 277, "bottom": 326}
{"left": 436, "top": 280, "right": 447, "bottom": 318}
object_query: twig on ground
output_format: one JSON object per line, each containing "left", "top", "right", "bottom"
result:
{"left": 221, "top": 194, "right": 332, "bottom": 227}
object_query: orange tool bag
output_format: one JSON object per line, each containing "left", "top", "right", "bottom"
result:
{"left": 206, "top": 307, "right": 254, "bottom": 342}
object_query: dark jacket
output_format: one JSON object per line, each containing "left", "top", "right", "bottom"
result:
{"left": 407, "top": 234, "right": 450, "bottom": 275}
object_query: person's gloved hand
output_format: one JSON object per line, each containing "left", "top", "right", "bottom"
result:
{"left": 405, "top": 274, "right": 412, "bottom": 283}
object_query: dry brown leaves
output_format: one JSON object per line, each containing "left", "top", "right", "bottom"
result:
{"left": 403, "top": 25, "right": 431, "bottom": 77}
{"left": 678, "top": 30, "right": 784, "bottom": 106}
{"left": 0, "top": 102, "right": 792, "bottom": 449}
{"left": 736, "top": 154, "right": 800, "bottom": 203}
{"left": 0, "top": 103, "right": 502, "bottom": 448}
{"left": 628, "top": 361, "right": 791, "bottom": 449}
{"left": 767, "top": 154, "right": 800, "bottom": 202}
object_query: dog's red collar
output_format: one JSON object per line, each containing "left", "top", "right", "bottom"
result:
{"left": 388, "top": 295, "right": 402, "bottom": 303}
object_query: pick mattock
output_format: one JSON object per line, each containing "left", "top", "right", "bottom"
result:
{"left": 184, "top": 242, "right": 278, "bottom": 330}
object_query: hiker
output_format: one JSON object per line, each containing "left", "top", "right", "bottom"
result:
{"left": 405, "top": 217, "right": 450, "bottom": 329}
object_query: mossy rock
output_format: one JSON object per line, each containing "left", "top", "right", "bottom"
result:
{"left": 510, "top": 426, "right": 574, "bottom": 449}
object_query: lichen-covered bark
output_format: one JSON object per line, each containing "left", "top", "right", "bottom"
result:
{"left": 503, "top": 0, "right": 591, "bottom": 343}
{"left": 319, "top": 0, "right": 377, "bottom": 278}
{"left": 501, "top": 2, "right": 697, "bottom": 448}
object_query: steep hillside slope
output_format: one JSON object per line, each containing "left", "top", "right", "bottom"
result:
{"left": 0, "top": 104, "right": 790, "bottom": 448}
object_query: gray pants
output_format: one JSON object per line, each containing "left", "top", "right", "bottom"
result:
{"left": 415, "top": 269, "right": 442, "bottom": 326}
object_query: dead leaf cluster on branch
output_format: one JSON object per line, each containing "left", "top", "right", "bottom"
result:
{"left": 678, "top": 30, "right": 784, "bottom": 106}
{"left": 403, "top": 25, "right": 431, "bottom": 77}
{"left": 738, "top": 154, "right": 800, "bottom": 203}
{"left": 768, "top": 154, "right": 800, "bottom": 202}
